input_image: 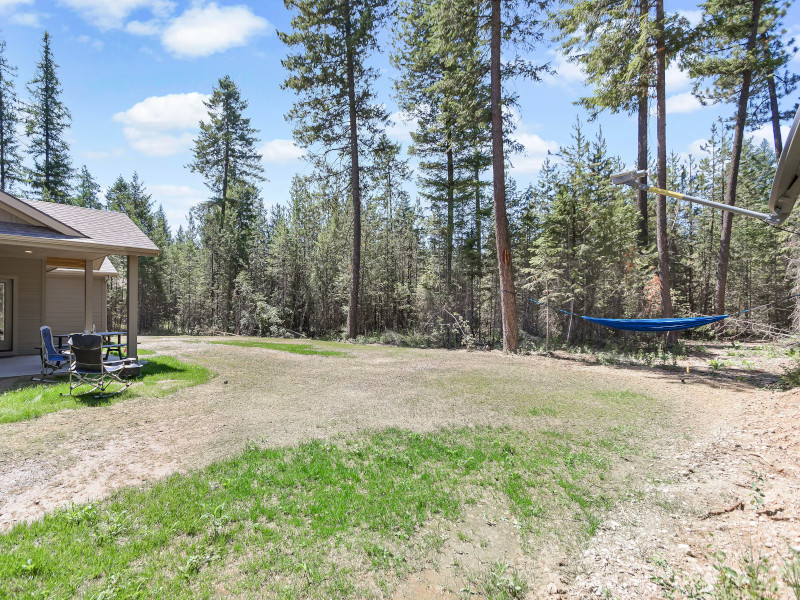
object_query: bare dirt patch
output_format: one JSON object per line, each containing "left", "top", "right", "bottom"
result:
{"left": 1, "top": 336, "right": 798, "bottom": 597}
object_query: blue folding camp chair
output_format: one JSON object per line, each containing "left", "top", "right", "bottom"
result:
{"left": 38, "top": 325, "right": 70, "bottom": 378}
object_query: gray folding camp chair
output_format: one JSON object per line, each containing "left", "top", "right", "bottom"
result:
{"left": 38, "top": 325, "right": 70, "bottom": 378}
{"left": 66, "top": 333, "right": 138, "bottom": 397}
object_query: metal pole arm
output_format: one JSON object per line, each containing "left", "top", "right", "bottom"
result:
{"left": 610, "top": 169, "right": 780, "bottom": 224}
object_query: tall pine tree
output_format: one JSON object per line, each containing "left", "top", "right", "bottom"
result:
{"left": 0, "top": 36, "right": 21, "bottom": 193}
{"left": 72, "top": 165, "right": 102, "bottom": 208}
{"left": 280, "top": 0, "right": 389, "bottom": 339}
{"left": 557, "top": 0, "right": 654, "bottom": 246}
{"left": 750, "top": 3, "right": 798, "bottom": 156}
{"left": 188, "top": 75, "right": 264, "bottom": 222}
{"left": 684, "top": 0, "right": 768, "bottom": 315}
{"left": 25, "top": 31, "right": 72, "bottom": 203}
{"left": 487, "top": 0, "right": 549, "bottom": 352}
{"left": 188, "top": 75, "right": 264, "bottom": 331}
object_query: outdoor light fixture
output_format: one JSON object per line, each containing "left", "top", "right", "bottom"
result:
{"left": 24, "top": 250, "right": 32, "bottom": 253}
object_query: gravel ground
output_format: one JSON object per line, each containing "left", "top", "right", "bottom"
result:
{"left": 1, "top": 336, "right": 797, "bottom": 598}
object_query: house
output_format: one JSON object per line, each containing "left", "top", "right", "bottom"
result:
{"left": 0, "top": 190, "right": 160, "bottom": 358}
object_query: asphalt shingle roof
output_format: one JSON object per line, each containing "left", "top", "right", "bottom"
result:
{"left": 0, "top": 220, "right": 85, "bottom": 241}
{"left": 19, "top": 198, "right": 160, "bottom": 254}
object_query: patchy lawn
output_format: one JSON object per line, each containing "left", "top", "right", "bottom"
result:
{"left": 0, "top": 353, "right": 211, "bottom": 424}
{"left": 211, "top": 339, "right": 349, "bottom": 357}
{"left": 0, "top": 426, "right": 619, "bottom": 598}
{"left": 2, "top": 336, "right": 799, "bottom": 598}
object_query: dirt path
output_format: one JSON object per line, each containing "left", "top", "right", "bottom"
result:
{"left": 1, "top": 337, "right": 798, "bottom": 597}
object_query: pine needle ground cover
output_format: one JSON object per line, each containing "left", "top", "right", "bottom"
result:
{"left": 0, "top": 425, "right": 632, "bottom": 599}
{"left": 0, "top": 353, "right": 210, "bottom": 424}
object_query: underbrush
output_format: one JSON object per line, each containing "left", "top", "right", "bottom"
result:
{"left": 779, "top": 348, "right": 800, "bottom": 388}
{"left": 652, "top": 547, "right": 800, "bottom": 599}
{"left": 521, "top": 337, "right": 690, "bottom": 369}
{"left": 0, "top": 353, "right": 211, "bottom": 424}
{"left": 0, "top": 426, "right": 624, "bottom": 598}
{"left": 352, "top": 329, "right": 476, "bottom": 349}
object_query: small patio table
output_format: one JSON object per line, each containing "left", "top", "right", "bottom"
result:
{"left": 54, "top": 331, "right": 128, "bottom": 359}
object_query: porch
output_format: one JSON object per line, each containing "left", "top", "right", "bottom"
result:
{"left": 0, "top": 354, "right": 42, "bottom": 378}
{"left": 0, "top": 190, "right": 160, "bottom": 373}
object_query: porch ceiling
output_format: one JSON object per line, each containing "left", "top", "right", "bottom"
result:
{"left": 0, "top": 223, "right": 160, "bottom": 258}
{"left": 0, "top": 242, "right": 108, "bottom": 266}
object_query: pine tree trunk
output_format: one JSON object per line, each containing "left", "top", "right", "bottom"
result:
{"left": 0, "top": 67, "right": 5, "bottom": 193}
{"left": 0, "top": 99, "right": 5, "bottom": 192}
{"left": 446, "top": 129, "right": 454, "bottom": 295}
{"left": 714, "top": 0, "right": 762, "bottom": 316}
{"left": 767, "top": 73, "right": 783, "bottom": 157}
{"left": 474, "top": 148, "right": 482, "bottom": 341}
{"left": 655, "top": 0, "right": 675, "bottom": 343}
{"left": 490, "top": 0, "right": 518, "bottom": 352}
{"left": 637, "top": 92, "right": 649, "bottom": 247}
{"left": 344, "top": 1, "right": 361, "bottom": 340}
{"left": 637, "top": 0, "right": 649, "bottom": 247}
{"left": 760, "top": 34, "right": 783, "bottom": 157}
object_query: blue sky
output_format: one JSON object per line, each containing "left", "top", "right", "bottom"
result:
{"left": 0, "top": 0, "right": 797, "bottom": 230}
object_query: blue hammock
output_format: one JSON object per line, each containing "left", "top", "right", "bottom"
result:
{"left": 581, "top": 315, "right": 728, "bottom": 332}
{"left": 519, "top": 293, "right": 800, "bottom": 333}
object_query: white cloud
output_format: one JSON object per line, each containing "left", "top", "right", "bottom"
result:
{"left": 149, "top": 184, "right": 206, "bottom": 226}
{"left": 749, "top": 123, "right": 790, "bottom": 148}
{"left": 122, "top": 129, "right": 195, "bottom": 157}
{"left": 9, "top": 11, "right": 40, "bottom": 26}
{"left": 510, "top": 132, "right": 559, "bottom": 174}
{"left": 259, "top": 139, "right": 304, "bottom": 164}
{"left": 665, "top": 64, "right": 690, "bottom": 94}
{"left": 126, "top": 19, "right": 161, "bottom": 36}
{"left": 544, "top": 51, "right": 585, "bottom": 88}
{"left": 666, "top": 92, "right": 702, "bottom": 114}
{"left": 161, "top": 3, "right": 270, "bottom": 58}
{"left": 678, "top": 9, "right": 702, "bottom": 27}
{"left": 113, "top": 92, "right": 209, "bottom": 131}
{"left": 386, "top": 111, "right": 418, "bottom": 143}
{"left": 59, "top": 0, "right": 175, "bottom": 29}
{"left": 503, "top": 107, "right": 559, "bottom": 174}
{"left": 75, "top": 34, "right": 104, "bottom": 50}
{"left": 686, "top": 138, "right": 710, "bottom": 158}
{"left": 113, "top": 92, "right": 209, "bottom": 156}
{"left": 0, "top": 0, "right": 41, "bottom": 26}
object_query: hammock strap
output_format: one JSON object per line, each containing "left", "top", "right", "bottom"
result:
{"left": 524, "top": 296, "right": 580, "bottom": 317}
{"left": 728, "top": 294, "right": 800, "bottom": 317}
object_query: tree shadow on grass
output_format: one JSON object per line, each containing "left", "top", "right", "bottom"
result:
{"left": 67, "top": 362, "right": 192, "bottom": 406}
{"left": 139, "top": 361, "right": 186, "bottom": 377}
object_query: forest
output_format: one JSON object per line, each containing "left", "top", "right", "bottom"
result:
{"left": 0, "top": 0, "right": 798, "bottom": 351}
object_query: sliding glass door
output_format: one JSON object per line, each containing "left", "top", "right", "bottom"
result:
{"left": 0, "top": 279, "right": 12, "bottom": 352}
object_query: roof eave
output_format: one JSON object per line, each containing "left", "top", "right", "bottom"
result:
{"left": 0, "top": 233, "right": 162, "bottom": 257}
{"left": 0, "top": 191, "right": 85, "bottom": 237}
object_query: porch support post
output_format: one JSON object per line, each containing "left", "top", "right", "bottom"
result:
{"left": 41, "top": 259, "right": 47, "bottom": 327}
{"left": 127, "top": 255, "right": 138, "bottom": 359}
{"left": 84, "top": 259, "right": 93, "bottom": 332}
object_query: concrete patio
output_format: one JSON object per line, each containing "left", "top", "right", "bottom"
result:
{"left": 0, "top": 355, "right": 45, "bottom": 378}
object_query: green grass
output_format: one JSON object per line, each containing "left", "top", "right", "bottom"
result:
{"left": 0, "top": 354, "right": 211, "bottom": 424}
{"left": 0, "top": 426, "right": 619, "bottom": 599}
{"left": 212, "top": 339, "right": 349, "bottom": 357}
